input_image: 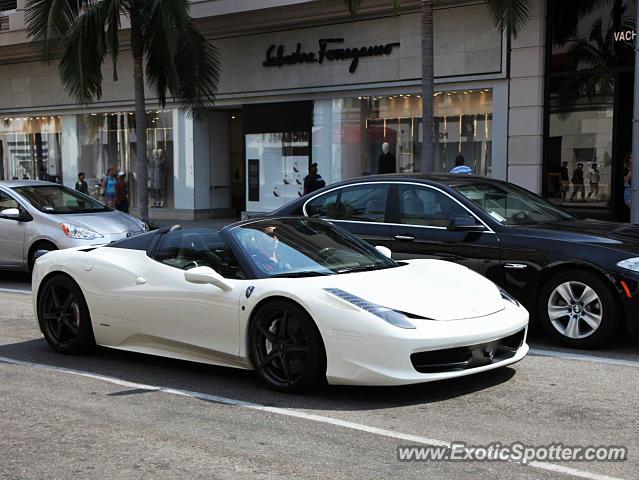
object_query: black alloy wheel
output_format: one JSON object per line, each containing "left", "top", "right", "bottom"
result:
{"left": 249, "top": 300, "right": 326, "bottom": 392}
{"left": 38, "top": 275, "right": 95, "bottom": 353}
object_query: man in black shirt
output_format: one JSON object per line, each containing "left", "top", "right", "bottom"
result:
{"left": 75, "top": 172, "right": 89, "bottom": 195}
{"left": 303, "top": 163, "right": 326, "bottom": 195}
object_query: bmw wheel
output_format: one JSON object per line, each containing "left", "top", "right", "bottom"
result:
{"left": 538, "top": 270, "right": 618, "bottom": 348}
{"left": 249, "top": 300, "right": 326, "bottom": 392}
{"left": 37, "top": 274, "right": 95, "bottom": 354}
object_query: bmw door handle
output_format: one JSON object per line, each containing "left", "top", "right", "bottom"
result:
{"left": 394, "top": 234, "right": 415, "bottom": 242}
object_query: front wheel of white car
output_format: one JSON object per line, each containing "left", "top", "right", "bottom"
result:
{"left": 538, "top": 270, "right": 619, "bottom": 348}
{"left": 249, "top": 300, "right": 326, "bottom": 393}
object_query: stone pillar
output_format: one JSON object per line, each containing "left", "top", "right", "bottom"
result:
{"left": 507, "top": 0, "right": 546, "bottom": 193}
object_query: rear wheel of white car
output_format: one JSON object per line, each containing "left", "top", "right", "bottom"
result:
{"left": 249, "top": 300, "right": 326, "bottom": 393}
{"left": 37, "top": 275, "right": 95, "bottom": 354}
{"left": 538, "top": 270, "right": 619, "bottom": 348}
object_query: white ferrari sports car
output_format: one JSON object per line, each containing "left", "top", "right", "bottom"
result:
{"left": 33, "top": 217, "right": 529, "bottom": 392}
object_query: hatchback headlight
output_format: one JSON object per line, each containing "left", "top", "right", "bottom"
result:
{"left": 324, "top": 288, "right": 416, "bottom": 329}
{"left": 60, "top": 223, "right": 104, "bottom": 240}
{"left": 617, "top": 257, "right": 639, "bottom": 273}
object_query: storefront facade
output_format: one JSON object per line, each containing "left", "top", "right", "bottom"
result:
{"left": 0, "top": 0, "right": 509, "bottom": 218}
{"left": 543, "top": 0, "right": 636, "bottom": 221}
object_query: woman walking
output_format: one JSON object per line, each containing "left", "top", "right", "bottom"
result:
{"left": 101, "top": 167, "right": 117, "bottom": 208}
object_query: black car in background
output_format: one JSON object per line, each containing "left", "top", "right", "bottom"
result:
{"left": 270, "top": 174, "right": 639, "bottom": 348}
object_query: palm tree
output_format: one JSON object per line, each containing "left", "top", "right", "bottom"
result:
{"left": 24, "top": 0, "right": 220, "bottom": 223}
{"left": 343, "top": 0, "right": 531, "bottom": 174}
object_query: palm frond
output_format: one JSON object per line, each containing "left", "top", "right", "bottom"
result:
{"left": 58, "top": 1, "right": 108, "bottom": 104}
{"left": 486, "top": 0, "right": 530, "bottom": 38}
{"left": 142, "top": 0, "right": 188, "bottom": 107}
{"left": 174, "top": 22, "right": 220, "bottom": 113}
{"left": 104, "top": 0, "right": 127, "bottom": 81}
{"left": 24, "top": 0, "right": 88, "bottom": 60}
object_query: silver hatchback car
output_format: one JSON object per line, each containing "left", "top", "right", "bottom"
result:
{"left": 0, "top": 180, "right": 147, "bottom": 270}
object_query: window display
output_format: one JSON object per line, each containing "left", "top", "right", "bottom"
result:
{"left": 64, "top": 110, "right": 174, "bottom": 209}
{"left": 0, "top": 116, "right": 62, "bottom": 182}
{"left": 311, "top": 90, "right": 494, "bottom": 186}
{"left": 245, "top": 131, "right": 309, "bottom": 212}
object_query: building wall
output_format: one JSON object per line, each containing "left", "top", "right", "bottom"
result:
{"left": 507, "top": 0, "right": 546, "bottom": 193}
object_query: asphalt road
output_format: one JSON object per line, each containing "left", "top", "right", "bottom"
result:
{"left": 1, "top": 276, "right": 638, "bottom": 479}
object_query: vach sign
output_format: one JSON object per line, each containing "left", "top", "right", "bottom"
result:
{"left": 262, "top": 38, "right": 401, "bottom": 74}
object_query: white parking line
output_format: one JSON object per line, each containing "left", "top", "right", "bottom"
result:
{"left": 0, "top": 355, "right": 627, "bottom": 480}
{"left": 529, "top": 348, "right": 639, "bottom": 368}
{"left": 0, "top": 287, "right": 31, "bottom": 295}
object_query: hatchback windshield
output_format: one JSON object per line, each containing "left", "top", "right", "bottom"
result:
{"left": 13, "top": 185, "right": 109, "bottom": 214}
{"left": 452, "top": 181, "right": 575, "bottom": 226}
{"left": 230, "top": 218, "right": 397, "bottom": 278}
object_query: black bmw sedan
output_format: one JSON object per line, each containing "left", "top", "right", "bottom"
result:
{"left": 269, "top": 174, "right": 639, "bottom": 348}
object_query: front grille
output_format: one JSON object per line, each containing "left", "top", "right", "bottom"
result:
{"left": 410, "top": 328, "right": 525, "bottom": 374}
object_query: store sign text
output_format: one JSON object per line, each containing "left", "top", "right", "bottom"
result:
{"left": 262, "top": 38, "right": 401, "bottom": 73}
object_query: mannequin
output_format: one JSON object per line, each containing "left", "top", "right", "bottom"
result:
{"left": 378, "top": 142, "right": 396, "bottom": 174}
{"left": 150, "top": 148, "right": 165, "bottom": 207}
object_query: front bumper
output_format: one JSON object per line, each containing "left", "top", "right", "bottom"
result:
{"left": 321, "top": 304, "right": 529, "bottom": 386}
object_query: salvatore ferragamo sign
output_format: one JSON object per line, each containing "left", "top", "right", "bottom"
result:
{"left": 262, "top": 38, "right": 401, "bottom": 73}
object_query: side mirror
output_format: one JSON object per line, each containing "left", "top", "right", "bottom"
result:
{"left": 375, "top": 245, "right": 392, "bottom": 258}
{"left": 447, "top": 215, "right": 487, "bottom": 232}
{"left": 184, "top": 266, "right": 233, "bottom": 291}
{"left": 0, "top": 208, "right": 21, "bottom": 220}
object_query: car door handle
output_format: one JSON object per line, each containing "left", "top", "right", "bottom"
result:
{"left": 394, "top": 234, "right": 415, "bottom": 241}
{"left": 135, "top": 276, "right": 147, "bottom": 285}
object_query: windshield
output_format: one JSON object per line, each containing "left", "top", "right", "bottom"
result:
{"left": 230, "top": 218, "right": 397, "bottom": 278}
{"left": 453, "top": 181, "right": 575, "bottom": 226}
{"left": 13, "top": 185, "right": 110, "bottom": 214}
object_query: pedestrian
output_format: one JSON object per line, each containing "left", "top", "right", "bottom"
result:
{"left": 115, "top": 171, "right": 129, "bottom": 213}
{"left": 449, "top": 154, "right": 472, "bottom": 175}
{"left": 570, "top": 163, "right": 585, "bottom": 201}
{"left": 560, "top": 161, "right": 569, "bottom": 200}
{"left": 75, "top": 172, "right": 89, "bottom": 195}
{"left": 624, "top": 153, "right": 632, "bottom": 208}
{"left": 303, "top": 163, "right": 326, "bottom": 195}
{"left": 587, "top": 163, "right": 600, "bottom": 201}
{"left": 101, "top": 167, "right": 117, "bottom": 208}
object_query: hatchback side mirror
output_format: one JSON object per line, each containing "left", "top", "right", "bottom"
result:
{"left": 447, "top": 215, "right": 487, "bottom": 232}
{"left": 0, "top": 208, "right": 22, "bottom": 220}
{"left": 184, "top": 266, "right": 233, "bottom": 291}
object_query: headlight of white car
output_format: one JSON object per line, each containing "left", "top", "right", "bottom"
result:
{"left": 324, "top": 288, "right": 416, "bottom": 329}
{"left": 617, "top": 257, "right": 639, "bottom": 273}
{"left": 60, "top": 223, "right": 104, "bottom": 240}
{"left": 500, "top": 288, "right": 520, "bottom": 307}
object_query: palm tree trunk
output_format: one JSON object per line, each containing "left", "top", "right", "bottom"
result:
{"left": 420, "top": 0, "right": 435, "bottom": 174}
{"left": 130, "top": 2, "right": 149, "bottom": 223}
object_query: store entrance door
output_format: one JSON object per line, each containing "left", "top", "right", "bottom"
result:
{"left": 242, "top": 102, "right": 313, "bottom": 214}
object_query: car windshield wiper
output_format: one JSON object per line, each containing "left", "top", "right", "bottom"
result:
{"left": 337, "top": 264, "right": 394, "bottom": 274}
{"left": 270, "top": 270, "right": 333, "bottom": 278}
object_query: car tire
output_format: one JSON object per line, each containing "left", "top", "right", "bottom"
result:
{"left": 37, "top": 274, "right": 95, "bottom": 354}
{"left": 29, "top": 242, "right": 57, "bottom": 272}
{"left": 538, "top": 269, "right": 619, "bottom": 348}
{"left": 249, "top": 300, "right": 326, "bottom": 392}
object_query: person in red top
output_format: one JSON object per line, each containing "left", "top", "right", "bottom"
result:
{"left": 115, "top": 171, "right": 129, "bottom": 213}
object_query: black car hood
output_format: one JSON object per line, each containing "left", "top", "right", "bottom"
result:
{"left": 512, "top": 219, "right": 639, "bottom": 254}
